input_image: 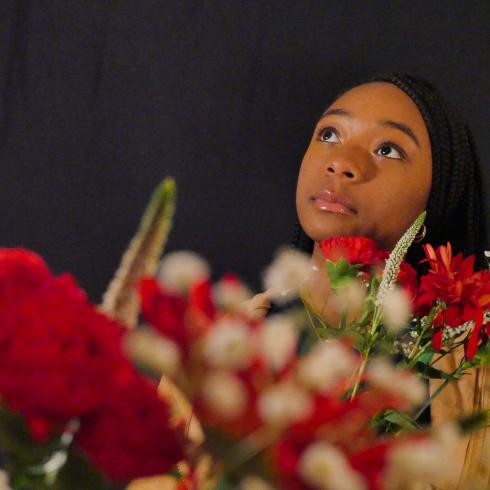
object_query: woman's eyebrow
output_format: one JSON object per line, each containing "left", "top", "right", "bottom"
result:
{"left": 379, "top": 119, "right": 420, "bottom": 149}
{"left": 318, "top": 108, "right": 421, "bottom": 149}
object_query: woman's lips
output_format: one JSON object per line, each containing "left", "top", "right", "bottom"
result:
{"left": 311, "top": 189, "right": 356, "bottom": 215}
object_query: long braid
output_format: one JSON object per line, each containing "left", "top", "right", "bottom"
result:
{"left": 292, "top": 72, "right": 487, "bottom": 270}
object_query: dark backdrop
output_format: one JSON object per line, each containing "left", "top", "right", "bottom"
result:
{"left": 0, "top": 1, "right": 489, "bottom": 301}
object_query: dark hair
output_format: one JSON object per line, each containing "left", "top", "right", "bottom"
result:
{"left": 292, "top": 72, "right": 488, "bottom": 270}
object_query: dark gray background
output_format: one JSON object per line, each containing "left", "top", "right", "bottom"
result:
{"left": 0, "top": 1, "right": 488, "bottom": 300}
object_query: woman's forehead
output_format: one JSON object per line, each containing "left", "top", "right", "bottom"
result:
{"left": 328, "top": 83, "right": 419, "bottom": 119}
{"left": 324, "top": 81, "right": 430, "bottom": 145}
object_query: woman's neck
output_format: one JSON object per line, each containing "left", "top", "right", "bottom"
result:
{"left": 300, "top": 241, "right": 339, "bottom": 326}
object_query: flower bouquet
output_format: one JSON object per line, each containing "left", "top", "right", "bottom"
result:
{"left": 0, "top": 178, "right": 488, "bottom": 490}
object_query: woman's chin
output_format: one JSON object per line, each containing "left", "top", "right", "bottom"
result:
{"left": 301, "top": 218, "right": 359, "bottom": 243}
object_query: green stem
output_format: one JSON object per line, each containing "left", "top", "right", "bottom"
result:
{"left": 407, "top": 340, "right": 433, "bottom": 369}
{"left": 414, "top": 362, "right": 465, "bottom": 421}
{"left": 350, "top": 348, "right": 370, "bottom": 400}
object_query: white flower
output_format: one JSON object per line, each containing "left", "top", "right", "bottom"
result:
{"left": 298, "top": 441, "right": 366, "bottom": 490}
{"left": 123, "top": 328, "right": 181, "bottom": 375}
{"left": 385, "top": 423, "right": 462, "bottom": 488}
{"left": 257, "top": 382, "right": 313, "bottom": 427}
{"left": 484, "top": 250, "right": 490, "bottom": 258}
{"left": 297, "top": 341, "right": 359, "bottom": 393}
{"left": 366, "top": 358, "right": 426, "bottom": 406}
{"left": 158, "top": 250, "right": 210, "bottom": 293}
{"left": 331, "top": 279, "right": 367, "bottom": 318}
{"left": 239, "top": 475, "right": 277, "bottom": 490}
{"left": 212, "top": 274, "right": 252, "bottom": 310}
{"left": 262, "top": 248, "right": 313, "bottom": 304}
{"left": 382, "top": 286, "right": 412, "bottom": 333}
{"left": 258, "top": 314, "right": 297, "bottom": 371}
{"left": 201, "top": 371, "right": 247, "bottom": 419}
{"left": 202, "top": 319, "right": 254, "bottom": 370}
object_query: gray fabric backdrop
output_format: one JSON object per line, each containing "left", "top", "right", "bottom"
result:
{"left": 0, "top": 1, "right": 488, "bottom": 300}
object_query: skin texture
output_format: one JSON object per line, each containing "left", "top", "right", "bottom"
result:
{"left": 295, "top": 82, "right": 433, "bottom": 319}
{"left": 297, "top": 81, "right": 432, "bottom": 262}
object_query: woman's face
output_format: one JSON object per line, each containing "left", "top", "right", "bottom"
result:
{"left": 296, "top": 81, "right": 433, "bottom": 250}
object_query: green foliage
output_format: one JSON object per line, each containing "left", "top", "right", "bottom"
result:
{"left": 324, "top": 258, "right": 361, "bottom": 289}
{"left": 372, "top": 409, "right": 420, "bottom": 433}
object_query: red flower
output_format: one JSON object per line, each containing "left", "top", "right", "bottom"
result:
{"left": 320, "top": 237, "right": 388, "bottom": 267}
{"left": 139, "top": 277, "right": 188, "bottom": 351}
{"left": 188, "top": 278, "right": 216, "bottom": 323}
{"left": 415, "top": 243, "right": 490, "bottom": 358}
{"left": 0, "top": 270, "right": 133, "bottom": 440}
{"left": 397, "top": 261, "right": 419, "bottom": 303}
{"left": 0, "top": 248, "right": 184, "bottom": 482}
{"left": 77, "top": 376, "right": 183, "bottom": 483}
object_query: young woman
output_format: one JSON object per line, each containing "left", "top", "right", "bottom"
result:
{"left": 246, "top": 72, "right": 488, "bottom": 489}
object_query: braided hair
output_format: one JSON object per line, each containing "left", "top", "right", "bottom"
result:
{"left": 292, "top": 72, "right": 488, "bottom": 270}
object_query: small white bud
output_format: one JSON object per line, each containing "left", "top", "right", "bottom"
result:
{"left": 201, "top": 371, "right": 247, "bottom": 419}
{"left": 202, "top": 319, "right": 254, "bottom": 370}
{"left": 158, "top": 250, "right": 210, "bottom": 293}
{"left": 263, "top": 248, "right": 313, "bottom": 305}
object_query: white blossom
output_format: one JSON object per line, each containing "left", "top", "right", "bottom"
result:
{"left": 298, "top": 441, "right": 366, "bottom": 490}
{"left": 257, "top": 382, "right": 313, "bottom": 427}
{"left": 297, "top": 341, "right": 359, "bottom": 393}
{"left": 385, "top": 423, "right": 461, "bottom": 488}
{"left": 331, "top": 279, "right": 367, "bottom": 318}
{"left": 366, "top": 358, "right": 426, "bottom": 406}
{"left": 158, "top": 250, "right": 210, "bottom": 293}
{"left": 484, "top": 250, "right": 490, "bottom": 258}
{"left": 202, "top": 319, "right": 254, "bottom": 370}
{"left": 262, "top": 248, "right": 313, "bottom": 304}
{"left": 201, "top": 371, "right": 247, "bottom": 419}
{"left": 212, "top": 274, "right": 252, "bottom": 310}
{"left": 376, "top": 211, "right": 426, "bottom": 306}
{"left": 124, "top": 328, "right": 181, "bottom": 376}
{"left": 239, "top": 475, "right": 277, "bottom": 490}
{"left": 258, "top": 314, "right": 297, "bottom": 371}
{"left": 382, "top": 286, "right": 412, "bottom": 333}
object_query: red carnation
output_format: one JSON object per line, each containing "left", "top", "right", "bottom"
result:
{"left": 0, "top": 271, "right": 134, "bottom": 440}
{"left": 320, "top": 237, "right": 388, "bottom": 268}
{"left": 77, "top": 376, "right": 184, "bottom": 483}
{"left": 0, "top": 248, "right": 184, "bottom": 483}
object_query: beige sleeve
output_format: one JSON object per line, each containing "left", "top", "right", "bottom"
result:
{"left": 429, "top": 347, "right": 489, "bottom": 489}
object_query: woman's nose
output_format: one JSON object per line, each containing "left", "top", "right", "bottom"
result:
{"left": 324, "top": 150, "right": 367, "bottom": 182}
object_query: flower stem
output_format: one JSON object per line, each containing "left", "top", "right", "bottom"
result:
{"left": 413, "top": 362, "right": 464, "bottom": 421}
{"left": 408, "top": 340, "right": 433, "bottom": 368}
{"left": 350, "top": 348, "right": 370, "bottom": 400}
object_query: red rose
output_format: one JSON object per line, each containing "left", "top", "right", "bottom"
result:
{"left": 320, "top": 237, "right": 388, "bottom": 267}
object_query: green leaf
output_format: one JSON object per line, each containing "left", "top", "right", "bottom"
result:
{"left": 456, "top": 410, "right": 489, "bottom": 434}
{"left": 325, "top": 259, "right": 361, "bottom": 289}
{"left": 462, "top": 343, "right": 490, "bottom": 370}
{"left": 54, "top": 450, "right": 118, "bottom": 490}
{"left": 383, "top": 410, "right": 420, "bottom": 431}
{"left": 417, "top": 349, "right": 436, "bottom": 366}
{"left": 411, "top": 361, "right": 455, "bottom": 380}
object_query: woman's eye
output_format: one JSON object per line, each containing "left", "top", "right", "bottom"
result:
{"left": 375, "top": 142, "right": 406, "bottom": 160}
{"left": 318, "top": 127, "right": 341, "bottom": 143}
